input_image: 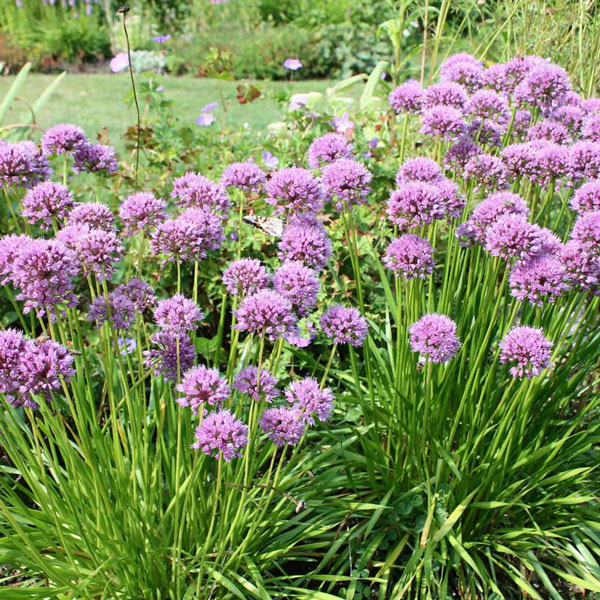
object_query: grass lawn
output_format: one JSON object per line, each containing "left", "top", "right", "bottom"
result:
{"left": 0, "top": 73, "right": 341, "bottom": 149}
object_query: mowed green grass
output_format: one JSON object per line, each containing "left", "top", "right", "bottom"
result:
{"left": 0, "top": 73, "right": 340, "bottom": 148}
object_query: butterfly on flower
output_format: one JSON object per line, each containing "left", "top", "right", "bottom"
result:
{"left": 243, "top": 215, "right": 285, "bottom": 238}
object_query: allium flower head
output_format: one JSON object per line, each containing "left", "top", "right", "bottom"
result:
{"left": 421, "top": 106, "right": 466, "bottom": 140}
{"left": 482, "top": 63, "right": 508, "bottom": 93}
{"left": 144, "top": 331, "right": 195, "bottom": 381}
{"left": 467, "top": 119, "right": 504, "bottom": 147}
{"left": 41, "top": 124, "right": 87, "bottom": 156}
{"left": 560, "top": 240, "right": 600, "bottom": 290}
{"left": 260, "top": 407, "right": 305, "bottom": 446}
{"left": 502, "top": 55, "right": 543, "bottom": 93}
{"left": 388, "top": 80, "right": 424, "bottom": 113}
{"left": 499, "top": 326, "right": 553, "bottom": 378}
{"left": 235, "top": 290, "right": 296, "bottom": 340}
{"left": 571, "top": 211, "right": 600, "bottom": 256}
{"left": 396, "top": 157, "right": 444, "bottom": 185}
{"left": 285, "top": 377, "right": 334, "bottom": 424}
{"left": 278, "top": 217, "right": 331, "bottom": 271}
{"left": 67, "top": 202, "right": 115, "bottom": 231}
{"left": 0, "top": 140, "right": 51, "bottom": 190}
{"left": 12, "top": 239, "right": 78, "bottom": 316}
{"left": 387, "top": 182, "right": 445, "bottom": 230}
{"left": 73, "top": 143, "right": 118, "bottom": 174}
{"left": 321, "top": 159, "right": 372, "bottom": 210}
{"left": 0, "top": 329, "right": 28, "bottom": 396}
{"left": 234, "top": 366, "right": 279, "bottom": 403}
{"left": 22, "top": 182, "right": 74, "bottom": 230}
{"left": 119, "top": 192, "right": 167, "bottom": 235}
{"left": 570, "top": 141, "right": 600, "bottom": 182}
{"left": 485, "top": 214, "right": 543, "bottom": 261}
{"left": 423, "top": 82, "right": 468, "bottom": 110}
{"left": 307, "top": 133, "right": 353, "bottom": 169}
{"left": 531, "top": 142, "right": 572, "bottom": 188}
{"left": 266, "top": 167, "right": 323, "bottom": 215}
{"left": 552, "top": 105, "right": 584, "bottom": 134}
{"left": 320, "top": 305, "right": 367, "bottom": 347}
{"left": 528, "top": 120, "right": 570, "bottom": 145}
{"left": 444, "top": 139, "right": 480, "bottom": 171}
{"left": 154, "top": 294, "right": 203, "bottom": 335}
{"left": 468, "top": 90, "right": 510, "bottom": 123}
{"left": 115, "top": 278, "right": 155, "bottom": 311}
{"left": 171, "top": 172, "right": 230, "bottom": 215}
{"left": 220, "top": 162, "right": 266, "bottom": 193}
{"left": 501, "top": 141, "right": 542, "bottom": 180}
{"left": 0, "top": 234, "right": 33, "bottom": 284}
{"left": 176, "top": 365, "right": 230, "bottom": 414}
{"left": 223, "top": 258, "right": 270, "bottom": 297}
{"left": 440, "top": 60, "right": 483, "bottom": 92}
{"left": 509, "top": 254, "right": 569, "bottom": 305}
{"left": 384, "top": 234, "right": 434, "bottom": 279}
{"left": 515, "top": 64, "right": 572, "bottom": 111}
{"left": 87, "top": 292, "right": 135, "bottom": 329}
{"left": 409, "top": 313, "right": 461, "bottom": 363}
{"left": 273, "top": 260, "right": 319, "bottom": 316}
{"left": 583, "top": 115, "right": 600, "bottom": 142}
{"left": 192, "top": 409, "right": 248, "bottom": 461}
{"left": 464, "top": 154, "right": 509, "bottom": 192}
{"left": 571, "top": 180, "right": 600, "bottom": 213}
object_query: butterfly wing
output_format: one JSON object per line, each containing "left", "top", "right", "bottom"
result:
{"left": 243, "top": 216, "right": 285, "bottom": 238}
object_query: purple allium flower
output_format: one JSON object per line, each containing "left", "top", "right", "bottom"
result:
{"left": 502, "top": 55, "right": 544, "bottom": 93}
{"left": 466, "top": 118, "right": 504, "bottom": 147}
{"left": 220, "top": 162, "right": 266, "bottom": 193}
{"left": 409, "top": 313, "right": 461, "bottom": 364}
{"left": 87, "top": 292, "right": 135, "bottom": 329}
{"left": 440, "top": 60, "right": 483, "bottom": 92}
{"left": 571, "top": 211, "right": 600, "bottom": 257}
{"left": 571, "top": 180, "right": 600, "bottom": 213}
{"left": 514, "top": 64, "right": 571, "bottom": 111}
{"left": 260, "top": 407, "right": 305, "bottom": 446}
{"left": 570, "top": 141, "right": 600, "bottom": 182}
{"left": 73, "top": 143, "right": 118, "bottom": 174}
{"left": 485, "top": 214, "right": 544, "bottom": 261}
{"left": 509, "top": 254, "right": 569, "bottom": 305}
{"left": 272, "top": 260, "right": 319, "bottom": 316}
{"left": 439, "top": 179, "right": 465, "bottom": 220}
{"left": 384, "top": 234, "right": 434, "bottom": 280}
{"left": 307, "top": 133, "right": 353, "bottom": 169}
{"left": 151, "top": 209, "right": 224, "bottom": 265}
{"left": 223, "top": 258, "right": 269, "bottom": 297}
{"left": 501, "top": 141, "right": 542, "bottom": 180}
{"left": 278, "top": 217, "right": 331, "bottom": 271}
{"left": 41, "top": 124, "right": 87, "bottom": 156}
{"left": 482, "top": 63, "right": 508, "bottom": 93}
{"left": 22, "top": 182, "right": 74, "bottom": 230}
{"left": 499, "top": 326, "right": 553, "bottom": 379}
{"left": 12, "top": 239, "right": 78, "bottom": 316}
{"left": 530, "top": 142, "right": 572, "bottom": 187}
{"left": 144, "top": 331, "right": 195, "bottom": 381}
{"left": 0, "top": 234, "right": 33, "bottom": 284}
{"left": 320, "top": 305, "right": 367, "bottom": 347}
{"left": 528, "top": 120, "right": 571, "bottom": 145}
{"left": 151, "top": 34, "right": 171, "bottom": 43}
{"left": 17, "top": 338, "right": 75, "bottom": 408}
{"left": 468, "top": 90, "right": 510, "bottom": 123}
{"left": 582, "top": 115, "right": 600, "bottom": 142}
{"left": 57, "top": 224, "right": 122, "bottom": 281}
{"left": 262, "top": 151, "right": 279, "bottom": 169}
{"left": 420, "top": 106, "right": 466, "bottom": 140}
{"left": 560, "top": 240, "right": 600, "bottom": 290}
{"left": 171, "top": 172, "right": 230, "bottom": 214}
{"left": 117, "top": 337, "right": 137, "bottom": 356}
{"left": 234, "top": 290, "right": 296, "bottom": 340}
{"left": 283, "top": 58, "right": 302, "bottom": 70}
{"left": 321, "top": 159, "right": 371, "bottom": 211}
{"left": 0, "top": 329, "right": 28, "bottom": 396}
{"left": 176, "top": 365, "right": 230, "bottom": 414}
{"left": 265, "top": 167, "right": 323, "bottom": 216}
{"left": 0, "top": 140, "right": 51, "bottom": 190}
{"left": 285, "top": 377, "right": 334, "bottom": 425}
{"left": 464, "top": 153, "right": 509, "bottom": 192}
{"left": 233, "top": 366, "right": 279, "bottom": 403}
{"left": 440, "top": 53, "right": 482, "bottom": 72}
{"left": 396, "top": 157, "right": 444, "bottom": 185}
{"left": 552, "top": 105, "right": 584, "bottom": 135}
{"left": 115, "top": 278, "right": 155, "bottom": 311}
{"left": 387, "top": 182, "right": 445, "bottom": 230}
{"left": 119, "top": 192, "right": 167, "bottom": 235}
{"left": 332, "top": 112, "right": 354, "bottom": 134}
{"left": 284, "top": 320, "right": 316, "bottom": 348}
{"left": 195, "top": 113, "right": 214, "bottom": 127}
{"left": 511, "top": 109, "right": 533, "bottom": 138}
{"left": 110, "top": 52, "right": 129, "bottom": 73}
{"left": 67, "top": 202, "right": 115, "bottom": 231}
{"left": 388, "top": 80, "right": 424, "bottom": 113}
{"left": 154, "top": 294, "right": 203, "bottom": 335}
{"left": 423, "top": 81, "right": 469, "bottom": 110}
{"left": 192, "top": 409, "right": 248, "bottom": 461}
{"left": 444, "top": 139, "right": 480, "bottom": 170}
{"left": 583, "top": 98, "right": 600, "bottom": 115}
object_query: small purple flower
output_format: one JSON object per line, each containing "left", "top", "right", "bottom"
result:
{"left": 119, "top": 192, "right": 167, "bottom": 235}
{"left": 514, "top": 64, "right": 571, "bottom": 111}
{"left": 0, "top": 141, "right": 52, "bottom": 190}
{"left": 115, "top": 278, "right": 156, "bottom": 311}
{"left": 283, "top": 58, "right": 302, "bottom": 71}
{"left": 176, "top": 365, "right": 230, "bottom": 414}
{"left": 171, "top": 172, "right": 230, "bottom": 214}
{"left": 87, "top": 292, "right": 135, "bottom": 329}
{"left": 273, "top": 260, "right": 319, "bottom": 316}
{"left": 284, "top": 320, "right": 316, "bottom": 348}
{"left": 501, "top": 141, "right": 542, "bottom": 180}
{"left": 110, "top": 52, "right": 129, "bottom": 73}
{"left": 67, "top": 202, "right": 115, "bottom": 231}
{"left": 571, "top": 180, "right": 600, "bottom": 213}
{"left": 144, "top": 331, "right": 195, "bottom": 381}
{"left": 154, "top": 294, "right": 203, "bottom": 335}
{"left": 192, "top": 409, "right": 248, "bottom": 461}
{"left": 421, "top": 106, "right": 466, "bottom": 140}
{"left": 396, "top": 157, "right": 444, "bottom": 185}
{"left": 464, "top": 154, "right": 509, "bottom": 192}
{"left": 202, "top": 102, "right": 218, "bottom": 112}
{"left": 423, "top": 81, "right": 469, "bottom": 110}
{"left": 73, "top": 143, "right": 118, "bottom": 174}
{"left": 509, "top": 254, "right": 569, "bottom": 305}
{"left": 444, "top": 139, "right": 480, "bottom": 171}
{"left": 117, "top": 337, "right": 137, "bottom": 356}
{"left": 262, "top": 151, "right": 279, "bottom": 169}
{"left": 223, "top": 259, "right": 270, "bottom": 297}
{"left": 285, "top": 377, "right": 334, "bottom": 424}
{"left": 384, "top": 234, "right": 434, "bottom": 280}
{"left": 152, "top": 34, "right": 171, "bottom": 43}
{"left": 320, "top": 305, "right": 367, "bottom": 347}
{"left": 278, "top": 217, "right": 331, "bottom": 272}
{"left": 307, "top": 133, "right": 353, "bottom": 169}
{"left": 221, "top": 162, "right": 266, "bottom": 193}
{"left": 467, "top": 119, "right": 504, "bottom": 147}
{"left": 409, "top": 313, "right": 461, "bottom": 364}
{"left": 468, "top": 90, "right": 510, "bottom": 123}
{"left": 485, "top": 214, "right": 544, "bottom": 262}
{"left": 499, "top": 326, "right": 552, "bottom": 379}
{"left": 266, "top": 167, "right": 323, "bottom": 216}
{"left": 22, "top": 182, "right": 74, "bottom": 230}
{"left": 440, "top": 59, "right": 483, "bottom": 92}
{"left": 41, "top": 124, "right": 87, "bottom": 156}
{"left": 260, "top": 407, "right": 305, "bottom": 446}
{"left": 570, "top": 141, "right": 600, "bottom": 183}
{"left": 552, "top": 105, "right": 584, "bottom": 134}
{"left": 0, "top": 329, "right": 28, "bottom": 396}
{"left": 0, "top": 234, "right": 33, "bottom": 285}
{"left": 387, "top": 182, "right": 445, "bottom": 230}
{"left": 571, "top": 211, "right": 600, "bottom": 257}
{"left": 235, "top": 290, "right": 296, "bottom": 340}
{"left": 530, "top": 142, "right": 572, "bottom": 188}
{"left": 583, "top": 115, "right": 600, "bottom": 142}
{"left": 528, "top": 120, "right": 571, "bottom": 145}
{"left": 195, "top": 113, "right": 214, "bottom": 127}
{"left": 332, "top": 113, "right": 354, "bottom": 134}
{"left": 389, "top": 80, "right": 424, "bottom": 113}
{"left": 561, "top": 240, "right": 600, "bottom": 290}
{"left": 234, "top": 366, "right": 279, "bottom": 403}
{"left": 321, "top": 159, "right": 372, "bottom": 211}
